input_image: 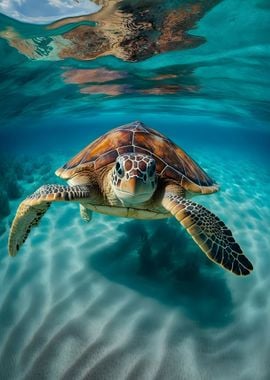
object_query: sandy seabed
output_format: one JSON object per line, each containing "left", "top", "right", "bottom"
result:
{"left": 0, "top": 148, "right": 269, "bottom": 380}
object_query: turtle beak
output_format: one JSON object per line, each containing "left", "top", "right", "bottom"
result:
{"left": 121, "top": 176, "right": 142, "bottom": 195}
{"left": 115, "top": 173, "right": 153, "bottom": 205}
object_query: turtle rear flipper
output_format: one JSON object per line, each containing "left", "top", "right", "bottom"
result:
{"left": 80, "top": 204, "right": 92, "bottom": 222}
{"left": 8, "top": 184, "right": 92, "bottom": 256}
{"left": 162, "top": 191, "right": 253, "bottom": 276}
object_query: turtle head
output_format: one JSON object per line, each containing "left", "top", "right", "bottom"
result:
{"left": 111, "top": 153, "right": 157, "bottom": 205}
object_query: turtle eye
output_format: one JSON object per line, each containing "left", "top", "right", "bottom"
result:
{"left": 116, "top": 161, "right": 124, "bottom": 178}
{"left": 148, "top": 161, "right": 156, "bottom": 177}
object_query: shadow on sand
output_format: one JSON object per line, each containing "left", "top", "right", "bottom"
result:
{"left": 87, "top": 218, "right": 233, "bottom": 328}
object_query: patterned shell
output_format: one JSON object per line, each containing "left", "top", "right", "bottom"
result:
{"left": 56, "top": 121, "right": 218, "bottom": 194}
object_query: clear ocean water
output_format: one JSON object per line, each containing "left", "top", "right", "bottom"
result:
{"left": 0, "top": 1, "right": 270, "bottom": 379}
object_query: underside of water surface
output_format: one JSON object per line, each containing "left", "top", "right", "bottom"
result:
{"left": 0, "top": 1, "right": 270, "bottom": 379}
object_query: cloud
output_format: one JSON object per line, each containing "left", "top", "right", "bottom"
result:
{"left": 14, "top": 0, "right": 26, "bottom": 5}
{"left": 48, "top": 0, "right": 78, "bottom": 9}
{"left": 0, "top": 0, "right": 22, "bottom": 19}
{"left": 0, "top": 0, "right": 12, "bottom": 11}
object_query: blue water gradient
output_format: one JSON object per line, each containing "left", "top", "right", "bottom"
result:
{"left": 0, "top": 1, "right": 270, "bottom": 379}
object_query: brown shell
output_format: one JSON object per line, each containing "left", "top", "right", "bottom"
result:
{"left": 56, "top": 121, "right": 218, "bottom": 194}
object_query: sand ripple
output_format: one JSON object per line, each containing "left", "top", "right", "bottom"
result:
{"left": 0, "top": 150, "right": 269, "bottom": 380}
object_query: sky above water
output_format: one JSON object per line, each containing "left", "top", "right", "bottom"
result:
{"left": 0, "top": 0, "right": 99, "bottom": 24}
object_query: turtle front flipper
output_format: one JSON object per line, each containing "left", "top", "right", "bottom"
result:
{"left": 162, "top": 191, "right": 253, "bottom": 276}
{"left": 8, "top": 184, "right": 92, "bottom": 257}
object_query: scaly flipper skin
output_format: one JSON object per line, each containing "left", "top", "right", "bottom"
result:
{"left": 80, "top": 204, "right": 92, "bottom": 222}
{"left": 8, "top": 184, "right": 92, "bottom": 257}
{"left": 162, "top": 189, "right": 253, "bottom": 275}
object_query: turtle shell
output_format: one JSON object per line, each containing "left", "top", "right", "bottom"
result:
{"left": 56, "top": 121, "right": 218, "bottom": 194}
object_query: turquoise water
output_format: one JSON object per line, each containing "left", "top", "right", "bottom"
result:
{"left": 0, "top": 1, "right": 270, "bottom": 379}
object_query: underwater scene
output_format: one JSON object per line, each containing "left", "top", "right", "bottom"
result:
{"left": 0, "top": 0, "right": 270, "bottom": 379}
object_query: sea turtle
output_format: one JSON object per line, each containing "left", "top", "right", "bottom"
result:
{"left": 8, "top": 121, "right": 253, "bottom": 275}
